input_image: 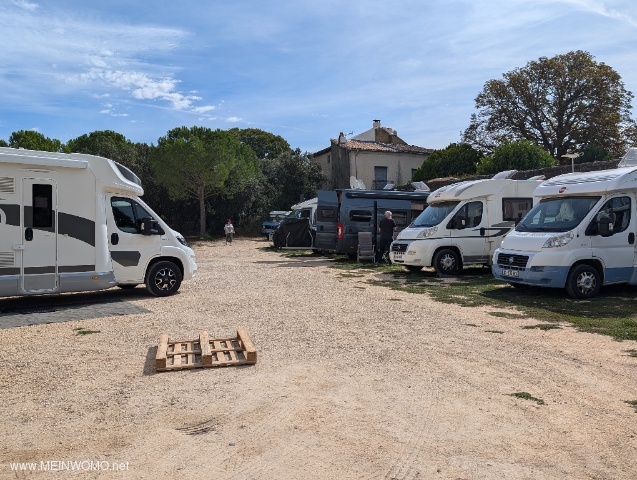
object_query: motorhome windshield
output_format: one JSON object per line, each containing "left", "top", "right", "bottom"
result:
{"left": 516, "top": 196, "right": 600, "bottom": 233}
{"left": 411, "top": 201, "right": 459, "bottom": 227}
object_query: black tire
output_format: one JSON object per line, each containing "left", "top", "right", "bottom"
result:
{"left": 433, "top": 248, "right": 461, "bottom": 275}
{"left": 117, "top": 284, "right": 138, "bottom": 290}
{"left": 145, "top": 261, "right": 182, "bottom": 297}
{"left": 565, "top": 264, "right": 601, "bottom": 299}
{"left": 405, "top": 265, "right": 422, "bottom": 273}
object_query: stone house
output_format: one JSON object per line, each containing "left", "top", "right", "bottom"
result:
{"left": 312, "top": 120, "right": 433, "bottom": 190}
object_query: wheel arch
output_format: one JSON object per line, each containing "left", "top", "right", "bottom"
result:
{"left": 431, "top": 245, "right": 463, "bottom": 269}
{"left": 146, "top": 255, "right": 185, "bottom": 278}
{"left": 569, "top": 259, "right": 604, "bottom": 285}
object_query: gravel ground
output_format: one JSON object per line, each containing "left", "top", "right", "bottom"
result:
{"left": 1, "top": 238, "right": 637, "bottom": 479}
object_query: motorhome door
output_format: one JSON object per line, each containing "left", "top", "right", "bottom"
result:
{"left": 21, "top": 178, "right": 58, "bottom": 293}
{"left": 107, "top": 195, "right": 163, "bottom": 283}
{"left": 315, "top": 190, "right": 339, "bottom": 251}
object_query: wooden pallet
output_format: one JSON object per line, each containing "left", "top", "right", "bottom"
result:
{"left": 155, "top": 329, "right": 257, "bottom": 372}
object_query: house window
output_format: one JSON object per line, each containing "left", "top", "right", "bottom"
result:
{"left": 373, "top": 166, "right": 388, "bottom": 190}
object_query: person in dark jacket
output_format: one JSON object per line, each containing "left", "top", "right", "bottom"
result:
{"left": 377, "top": 210, "right": 397, "bottom": 263}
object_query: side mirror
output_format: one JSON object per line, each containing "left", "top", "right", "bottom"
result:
{"left": 455, "top": 215, "right": 467, "bottom": 230}
{"left": 140, "top": 217, "right": 163, "bottom": 235}
{"left": 598, "top": 216, "right": 613, "bottom": 236}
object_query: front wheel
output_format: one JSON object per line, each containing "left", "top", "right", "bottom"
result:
{"left": 433, "top": 248, "right": 461, "bottom": 275}
{"left": 146, "top": 261, "right": 182, "bottom": 297}
{"left": 565, "top": 264, "right": 600, "bottom": 299}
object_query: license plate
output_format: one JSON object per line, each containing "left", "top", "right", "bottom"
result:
{"left": 393, "top": 253, "right": 403, "bottom": 260}
{"left": 502, "top": 269, "right": 519, "bottom": 277}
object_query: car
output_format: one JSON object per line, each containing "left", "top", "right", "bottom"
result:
{"left": 261, "top": 210, "right": 291, "bottom": 239}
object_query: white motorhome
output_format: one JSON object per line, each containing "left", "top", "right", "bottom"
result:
{"left": 390, "top": 176, "right": 540, "bottom": 274}
{"left": 0, "top": 147, "right": 196, "bottom": 298}
{"left": 493, "top": 165, "right": 637, "bottom": 299}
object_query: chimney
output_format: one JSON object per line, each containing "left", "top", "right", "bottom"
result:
{"left": 338, "top": 132, "right": 347, "bottom": 144}
{"left": 373, "top": 119, "right": 381, "bottom": 129}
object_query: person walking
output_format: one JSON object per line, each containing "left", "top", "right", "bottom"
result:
{"left": 224, "top": 218, "right": 235, "bottom": 245}
{"left": 377, "top": 210, "right": 397, "bottom": 263}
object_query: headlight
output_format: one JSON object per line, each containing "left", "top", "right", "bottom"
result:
{"left": 416, "top": 226, "right": 438, "bottom": 238}
{"left": 542, "top": 231, "right": 573, "bottom": 248}
{"left": 176, "top": 235, "right": 188, "bottom": 247}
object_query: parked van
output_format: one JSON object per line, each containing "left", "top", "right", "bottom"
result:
{"left": 0, "top": 147, "right": 197, "bottom": 298}
{"left": 493, "top": 166, "right": 637, "bottom": 299}
{"left": 390, "top": 177, "right": 540, "bottom": 274}
{"left": 261, "top": 210, "right": 291, "bottom": 239}
{"left": 271, "top": 198, "right": 317, "bottom": 249}
{"left": 315, "top": 189, "right": 430, "bottom": 256}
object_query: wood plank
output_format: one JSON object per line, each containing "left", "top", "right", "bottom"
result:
{"left": 155, "top": 333, "right": 170, "bottom": 371}
{"left": 200, "top": 331, "right": 212, "bottom": 366}
{"left": 237, "top": 328, "right": 257, "bottom": 364}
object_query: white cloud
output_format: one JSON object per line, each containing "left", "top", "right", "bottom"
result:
{"left": 227, "top": 117, "right": 242, "bottom": 123}
{"left": 11, "top": 0, "right": 38, "bottom": 12}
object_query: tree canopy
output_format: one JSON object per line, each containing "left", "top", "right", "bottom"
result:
{"left": 476, "top": 140, "right": 556, "bottom": 175}
{"left": 150, "top": 126, "right": 259, "bottom": 238}
{"left": 463, "top": 51, "right": 635, "bottom": 159}
{"left": 9, "top": 130, "right": 62, "bottom": 152}
{"left": 412, "top": 143, "right": 481, "bottom": 181}
{"left": 227, "top": 128, "right": 291, "bottom": 160}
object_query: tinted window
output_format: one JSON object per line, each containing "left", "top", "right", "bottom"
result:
{"left": 350, "top": 210, "right": 372, "bottom": 222}
{"left": 587, "top": 196, "right": 631, "bottom": 235}
{"left": 32, "top": 184, "right": 53, "bottom": 228}
{"left": 502, "top": 198, "right": 533, "bottom": 223}
{"left": 111, "top": 197, "right": 152, "bottom": 234}
{"left": 517, "top": 196, "right": 600, "bottom": 233}
{"left": 450, "top": 201, "right": 483, "bottom": 229}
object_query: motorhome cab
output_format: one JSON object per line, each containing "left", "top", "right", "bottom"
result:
{"left": 493, "top": 166, "right": 637, "bottom": 299}
{"left": 0, "top": 147, "right": 196, "bottom": 298}
{"left": 390, "top": 176, "right": 540, "bottom": 274}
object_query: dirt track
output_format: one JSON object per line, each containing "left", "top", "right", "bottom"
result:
{"left": 1, "top": 238, "right": 637, "bottom": 479}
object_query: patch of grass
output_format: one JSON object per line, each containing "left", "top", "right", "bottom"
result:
{"left": 321, "top": 255, "right": 637, "bottom": 341}
{"left": 485, "top": 330, "right": 504, "bottom": 334}
{"left": 389, "top": 298, "right": 402, "bottom": 302}
{"left": 465, "top": 323, "right": 479, "bottom": 327}
{"left": 337, "top": 273, "right": 363, "bottom": 278}
{"left": 508, "top": 392, "right": 545, "bottom": 405}
{"left": 489, "top": 311, "right": 527, "bottom": 319}
{"left": 624, "top": 400, "right": 637, "bottom": 413}
{"left": 74, "top": 327, "right": 100, "bottom": 336}
{"left": 623, "top": 349, "right": 637, "bottom": 358}
{"left": 522, "top": 324, "right": 563, "bottom": 331}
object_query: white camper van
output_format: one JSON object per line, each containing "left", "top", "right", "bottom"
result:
{"left": 390, "top": 177, "right": 540, "bottom": 274}
{"left": 0, "top": 147, "right": 196, "bottom": 298}
{"left": 493, "top": 166, "right": 637, "bottom": 299}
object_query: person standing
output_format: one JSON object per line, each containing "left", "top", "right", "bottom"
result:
{"left": 377, "top": 210, "right": 397, "bottom": 263}
{"left": 224, "top": 219, "right": 235, "bottom": 245}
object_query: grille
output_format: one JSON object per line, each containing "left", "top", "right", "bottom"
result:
{"left": 0, "top": 252, "right": 15, "bottom": 267}
{"left": 497, "top": 253, "right": 529, "bottom": 268}
{"left": 0, "top": 177, "right": 15, "bottom": 194}
{"left": 391, "top": 243, "right": 408, "bottom": 253}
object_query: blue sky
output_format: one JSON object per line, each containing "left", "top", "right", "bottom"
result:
{"left": 2, "top": 0, "right": 637, "bottom": 154}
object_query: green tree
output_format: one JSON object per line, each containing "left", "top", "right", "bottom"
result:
{"left": 463, "top": 51, "right": 635, "bottom": 158}
{"left": 66, "top": 130, "right": 139, "bottom": 166}
{"left": 150, "top": 126, "right": 259, "bottom": 238}
{"left": 476, "top": 140, "right": 556, "bottom": 175}
{"left": 0, "top": 139, "right": 8, "bottom": 147}
{"left": 577, "top": 141, "right": 612, "bottom": 164}
{"left": 412, "top": 143, "right": 481, "bottom": 181}
{"left": 227, "top": 128, "right": 290, "bottom": 159}
{"left": 261, "top": 148, "right": 326, "bottom": 210}
{"left": 9, "top": 130, "right": 62, "bottom": 152}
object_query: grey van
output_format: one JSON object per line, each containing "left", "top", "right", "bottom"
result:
{"left": 314, "top": 189, "right": 430, "bottom": 256}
